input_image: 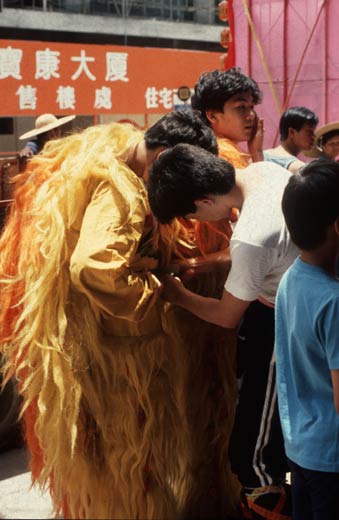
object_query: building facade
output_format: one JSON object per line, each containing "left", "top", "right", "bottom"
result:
{"left": 0, "top": 0, "right": 224, "bottom": 153}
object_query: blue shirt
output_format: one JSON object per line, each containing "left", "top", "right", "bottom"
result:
{"left": 275, "top": 257, "right": 339, "bottom": 472}
{"left": 263, "top": 151, "right": 296, "bottom": 170}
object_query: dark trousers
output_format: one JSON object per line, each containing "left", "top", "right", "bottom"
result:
{"left": 288, "top": 458, "right": 339, "bottom": 520}
{"left": 229, "top": 300, "right": 288, "bottom": 487}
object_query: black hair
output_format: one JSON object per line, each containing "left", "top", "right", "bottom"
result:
{"left": 144, "top": 108, "right": 218, "bottom": 155}
{"left": 282, "top": 160, "right": 339, "bottom": 250}
{"left": 319, "top": 129, "right": 339, "bottom": 147}
{"left": 147, "top": 143, "right": 235, "bottom": 224}
{"left": 191, "top": 67, "right": 262, "bottom": 124}
{"left": 279, "top": 106, "right": 318, "bottom": 140}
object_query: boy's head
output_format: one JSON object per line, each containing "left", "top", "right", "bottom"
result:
{"left": 282, "top": 160, "right": 339, "bottom": 250}
{"left": 191, "top": 68, "right": 262, "bottom": 142}
{"left": 144, "top": 108, "right": 218, "bottom": 155}
{"left": 279, "top": 106, "right": 318, "bottom": 152}
{"left": 147, "top": 143, "right": 235, "bottom": 224}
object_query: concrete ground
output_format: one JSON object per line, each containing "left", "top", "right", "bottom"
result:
{"left": 0, "top": 447, "right": 53, "bottom": 519}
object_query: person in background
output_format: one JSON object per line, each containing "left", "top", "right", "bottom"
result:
{"left": 276, "top": 160, "right": 339, "bottom": 519}
{"left": 189, "top": 67, "right": 265, "bottom": 512}
{"left": 191, "top": 67, "right": 264, "bottom": 168}
{"left": 264, "top": 106, "right": 318, "bottom": 173}
{"left": 305, "top": 121, "right": 339, "bottom": 162}
{"left": 148, "top": 143, "right": 298, "bottom": 520}
{"left": 18, "top": 113, "right": 75, "bottom": 158}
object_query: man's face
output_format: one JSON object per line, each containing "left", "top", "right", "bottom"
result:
{"left": 185, "top": 194, "right": 233, "bottom": 222}
{"left": 290, "top": 123, "right": 316, "bottom": 152}
{"left": 208, "top": 91, "right": 257, "bottom": 142}
{"left": 322, "top": 135, "right": 339, "bottom": 160}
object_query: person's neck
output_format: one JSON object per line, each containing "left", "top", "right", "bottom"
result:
{"left": 126, "top": 141, "right": 147, "bottom": 178}
{"left": 300, "top": 246, "right": 338, "bottom": 278}
{"left": 127, "top": 141, "right": 165, "bottom": 180}
{"left": 280, "top": 140, "right": 299, "bottom": 157}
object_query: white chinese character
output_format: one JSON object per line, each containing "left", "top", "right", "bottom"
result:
{"left": 16, "top": 85, "right": 37, "bottom": 109}
{"left": 145, "top": 87, "right": 159, "bottom": 109}
{"left": 35, "top": 48, "right": 60, "bottom": 80}
{"left": 71, "top": 50, "right": 96, "bottom": 81}
{"left": 159, "top": 88, "right": 174, "bottom": 110}
{"left": 57, "top": 86, "right": 76, "bottom": 109}
{"left": 94, "top": 87, "right": 112, "bottom": 109}
{"left": 0, "top": 46, "right": 23, "bottom": 79}
{"left": 105, "top": 52, "right": 129, "bottom": 82}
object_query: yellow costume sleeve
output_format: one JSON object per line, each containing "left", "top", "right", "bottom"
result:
{"left": 70, "top": 178, "right": 160, "bottom": 323}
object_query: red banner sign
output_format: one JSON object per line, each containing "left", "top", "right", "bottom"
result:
{"left": 0, "top": 39, "right": 221, "bottom": 116}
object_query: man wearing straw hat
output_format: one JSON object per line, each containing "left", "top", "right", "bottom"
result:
{"left": 18, "top": 113, "right": 75, "bottom": 158}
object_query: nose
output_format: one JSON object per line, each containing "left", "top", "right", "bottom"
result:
{"left": 246, "top": 108, "right": 255, "bottom": 120}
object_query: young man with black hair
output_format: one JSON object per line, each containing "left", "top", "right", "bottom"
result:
{"left": 192, "top": 67, "right": 264, "bottom": 167}
{"left": 148, "top": 144, "right": 298, "bottom": 519}
{"left": 276, "top": 160, "right": 339, "bottom": 518}
{"left": 264, "top": 106, "right": 318, "bottom": 173}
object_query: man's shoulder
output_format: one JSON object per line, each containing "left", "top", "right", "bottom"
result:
{"left": 217, "top": 138, "right": 251, "bottom": 168}
{"left": 264, "top": 145, "right": 294, "bottom": 157}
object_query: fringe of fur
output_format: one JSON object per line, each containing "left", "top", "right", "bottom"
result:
{"left": 0, "top": 122, "right": 239, "bottom": 519}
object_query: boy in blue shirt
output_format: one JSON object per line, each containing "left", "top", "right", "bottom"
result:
{"left": 276, "top": 159, "right": 339, "bottom": 519}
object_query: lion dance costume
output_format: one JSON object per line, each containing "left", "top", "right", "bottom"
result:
{"left": 0, "top": 123, "right": 239, "bottom": 519}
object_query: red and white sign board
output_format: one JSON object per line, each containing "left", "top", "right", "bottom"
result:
{"left": 0, "top": 39, "right": 221, "bottom": 116}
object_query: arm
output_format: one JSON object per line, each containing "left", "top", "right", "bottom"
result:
{"left": 319, "top": 298, "right": 339, "bottom": 416}
{"left": 331, "top": 370, "right": 339, "bottom": 415}
{"left": 161, "top": 274, "right": 250, "bottom": 328}
{"left": 288, "top": 158, "right": 305, "bottom": 174}
{"left": 157, "top": 248, "right": 231, "bottom": 279}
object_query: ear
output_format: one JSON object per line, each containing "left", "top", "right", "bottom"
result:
{"left": 334, "top": 217, "right": 339, "bottom": 237}
{"left": 155, "top": 146, "right": 167, "bottom": 160}
{"left": 195, "top": 197, "right": 214, "bottom": 209}
{"left": 288, "top": 127, "right": 296, "bottom": 139}
{"left": 205, "top": 110, "right": 218, "bottom": 126}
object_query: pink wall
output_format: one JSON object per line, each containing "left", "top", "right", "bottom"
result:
{"left": 233, "top": 0, "right": 339, "bottom": 148}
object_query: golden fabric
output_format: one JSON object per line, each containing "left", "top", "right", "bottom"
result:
{"left": 0, "top": 122, "right": 240, "bottom": 519}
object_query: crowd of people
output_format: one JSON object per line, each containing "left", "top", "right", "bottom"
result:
{"left": 1, "top": 67, "right": 339, "bottom": 520}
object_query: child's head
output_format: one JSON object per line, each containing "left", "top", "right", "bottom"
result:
{"left": 279, "top": 107, "right": 318, "bottom": 152}
{"left": 282, "top": 160, "right": 339, "bottom": 251}
{"left": 191, "top": 68, "right": 262, "bottom": 141}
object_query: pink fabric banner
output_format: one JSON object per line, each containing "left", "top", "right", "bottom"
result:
{"left": 233, "top": 0, "right": 339, "bottom": 149}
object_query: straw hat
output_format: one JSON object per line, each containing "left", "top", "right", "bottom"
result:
{"left": 19, "top": 113, "right": 76, "bottom": 140}
{"left": 304, "top": 121, "right": 339, "bottom": 158}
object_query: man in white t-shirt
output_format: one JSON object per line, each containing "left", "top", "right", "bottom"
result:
{"left": 147, "top": 143, "right": 298, "bottom": 519}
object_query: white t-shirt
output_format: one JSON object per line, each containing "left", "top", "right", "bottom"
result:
{"left": 225, "top": 162, "right": 299, "bottom": 305}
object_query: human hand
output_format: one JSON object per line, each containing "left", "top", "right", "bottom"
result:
{"left": 248, "top": 114, "right": 264, "bottom": 161}
{"left": 19, "top": 146, "right": 34, "bottom": 159}
{"left": 160, "top": 274, "right": 186, "bottom": 304}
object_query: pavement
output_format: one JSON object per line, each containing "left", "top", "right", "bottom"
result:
{"left": 0, "top": 447, "right": 53, "bottom": 519}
